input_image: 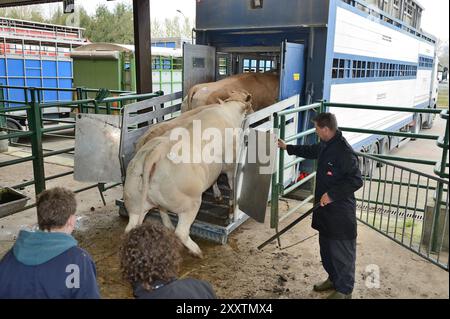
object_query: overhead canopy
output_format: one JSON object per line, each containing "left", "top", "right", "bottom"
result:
{"left": 0, "top": 0, "right": 153, "bottom": 94}
{"left": 0, "top": 0, "right": 63, "bottom": 7}
{"left": 73, "top": 43, "right": 182, "bottom": 57}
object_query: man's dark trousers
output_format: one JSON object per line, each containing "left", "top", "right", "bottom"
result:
{"left": 319, "top": 234, "right": 356, "bottom": 295}
{"left": 286, "top": 130, "right": 362, "bottom": 296}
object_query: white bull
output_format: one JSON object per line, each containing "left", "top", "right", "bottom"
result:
{"left": 135, "top": 92, "right": 253, "bottom": 203}
{"left": 124, "top": 91, "right": 253, "bottom": 257}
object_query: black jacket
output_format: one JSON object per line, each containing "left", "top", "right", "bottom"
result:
{"left": 133, "top": 278, "right": 216, "bottom": 299}
{"left": 286, "top": 130, "right": 363, "bottom": 240}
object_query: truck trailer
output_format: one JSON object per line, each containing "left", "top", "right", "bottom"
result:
{"left": 186, "top": 0, "right": 439, "bottom": 178}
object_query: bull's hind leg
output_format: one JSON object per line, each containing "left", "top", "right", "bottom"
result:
{"left": 175, "top": 199, "right": 203, "bottom": 258}
{"left": 125, "top": 201, "right": 154, "bottom": 233}
{"left": 159, "top": 208, "right": 175, "bottom": 231}
{"left": 125, "top": 214, "right": 140, "bottom": 233}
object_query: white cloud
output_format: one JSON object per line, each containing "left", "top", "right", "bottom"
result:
{"left": 420, "top": 0, "right": 449, "bottom": 41}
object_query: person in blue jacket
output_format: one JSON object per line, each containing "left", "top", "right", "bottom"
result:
{"left": 278, "top": 113, "right": 363, "bottom": 299}
{"left": 0, "top": 187, "right": 100, "bottom": 299}
{"left": 120, "top": 221, "right": 216, "bottom": 299}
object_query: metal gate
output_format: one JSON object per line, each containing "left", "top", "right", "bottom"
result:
{"left": 271, "top": 102, "right": 449, "bottom": 271}
{"left": 356, "top": 153, "right": 449, "bottom": 271}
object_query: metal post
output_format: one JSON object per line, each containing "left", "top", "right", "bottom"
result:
{"left": 320, "top": 100, "right": 326, "bottom": 114}
{"left": 431, "top": 113, "right": 449, "bottom": 251}
{"left": 278, "top": 115, "right": 286, "bottom": 192}
{"left": 76, "top": 87, "right": 83, "bottom": 113}
{"left": 27, "top": 88, "right": 45, "bottom": 195}
{"left": 133, "top": 0, "right": 152, "bottom": 94}
{"left": 93, "top": 100, "right": 99, "bottom": 114}
{"left": 271, "top": 113, "right": 280, "bottom": 229}
{"left": 0, "top": 87, "right": 5, "bottom": 128}
{"left": 171, "top": 56, "right": 174, "bottom": 96}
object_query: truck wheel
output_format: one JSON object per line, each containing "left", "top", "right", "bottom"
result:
{"left": 377, "top": 138, "right": 390, "bottom": 168}
{"left": 6, "top": 118, "right": 23, "bottom": 145}
{"left": 411, "top": 115, "right": 422, "bottom": 140}
{"left": 362, "top": 142, "right": 379, "bottom": 177}
{"left": 422, "top": 112, "right": 435, "bottom": 129}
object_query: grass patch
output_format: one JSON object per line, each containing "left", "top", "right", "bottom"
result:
{"left": 358, "top": 210, "right": 424, "bottom": 246}
{"left": 438, "top": 84, "right": 449, "bottom": 109}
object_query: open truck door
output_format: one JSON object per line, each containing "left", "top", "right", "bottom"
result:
{"left": 183, "top": 43, "right": 216, "bottom": 98}
{"left": 280, "top": 41, "right": 305, "bottom": 101}
{"left": 278, "top": 41, "right": 307, "bottom": 187}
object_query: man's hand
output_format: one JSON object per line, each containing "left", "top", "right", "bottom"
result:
{"left": 278, "top": 139, "right": 287, "bottom": 150}
{"left": 320, "top": 193, "right": 333, "bottom": 207}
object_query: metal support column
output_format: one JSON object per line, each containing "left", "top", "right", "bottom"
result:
{"left": 27, "top": 88, "right": 45, "bottom": 195}
{"left": 133, "top": 0, "right": 152, "bottom": 94}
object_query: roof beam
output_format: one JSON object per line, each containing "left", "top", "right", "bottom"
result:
{"left": 133, "top": 0, "right": 153, "bottom": 94}
{"left": 0, "top": 0, "right": 63, "bottom": 8}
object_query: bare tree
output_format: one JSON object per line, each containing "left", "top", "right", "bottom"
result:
{"left": 155, "top": 16, "right": 194, "bottom": 39}
{"left": 0, "top": 5, "right": 46, "bottom": 22}
{"left": 437, "top": 40, "right": 449, "bottom": 68}
{"left": 1, "top": 3, "right": 195, "bottom": 44}
{"left": 151, "top": 18, "right": 165, "bottom": 38}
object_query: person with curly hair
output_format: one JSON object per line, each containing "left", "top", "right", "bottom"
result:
{"left": 120, "top": 221, "right": 216, "bottom": 299}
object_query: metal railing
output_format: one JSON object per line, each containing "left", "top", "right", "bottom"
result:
{"left": 271, "top": 100, "right": 449, "bottom": 270}
{"left": 0, "top": 86, "right": 163, "bottom": 217}
{"left": 270, "top": 102, "right": 322, "bottom": 231}
{"left": 356, "top": 153, "right": 449, "bottom": 270}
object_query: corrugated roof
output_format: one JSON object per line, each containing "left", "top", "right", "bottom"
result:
{"left": 74, "top": 43, "right": 183, "bottom": 57}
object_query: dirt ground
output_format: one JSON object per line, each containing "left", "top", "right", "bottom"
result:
{"left": 0, "top": 118, "right": 448, "bottom": 299}
{"left": 0, "top": 178, "right": 448, "bottom": 299}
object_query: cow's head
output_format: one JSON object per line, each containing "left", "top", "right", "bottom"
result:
{"left": 225, "top": 90, "right": 254, "bottom": 114}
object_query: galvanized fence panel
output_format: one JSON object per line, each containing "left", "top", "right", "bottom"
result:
{"left": 356, "top": 153, "right": 449, "bottom": 270}
{"left": 270, "top": 101, "right": 448, "bottom": 271}
{"left": 1, "top": 86, "right": 164, "bottom": 217}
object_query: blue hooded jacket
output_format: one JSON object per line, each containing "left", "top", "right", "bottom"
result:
{"left": 0, "top": 230, "right": 101, "bottom": 299}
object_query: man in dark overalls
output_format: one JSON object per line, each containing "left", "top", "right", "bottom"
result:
{"left": 278, "top": 113, "right": 363, "bottom": 299}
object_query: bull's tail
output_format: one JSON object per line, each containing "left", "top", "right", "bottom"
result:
{"left": 140, "top": 140, "right": 168, "bottom": 204}
{"left": 124, "top": 138, "right": 169, "bottom": 232}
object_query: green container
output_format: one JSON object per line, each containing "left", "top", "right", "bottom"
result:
{"left": 72, "top": 44, "right": 136, "bottom": 93}
{"left": 71, "top": 43, "right": 182, "bottom": 95}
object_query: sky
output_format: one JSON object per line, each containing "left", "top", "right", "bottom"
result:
{"left": 41, "top": 0, "right": 449, "bottom": 41}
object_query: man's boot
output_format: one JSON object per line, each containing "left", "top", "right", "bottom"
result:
{"left": 326, "top": 291, "right": 352, "bottom": 299}
{"left": 313, "top": 278, "right": 334, "bottom": 292}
